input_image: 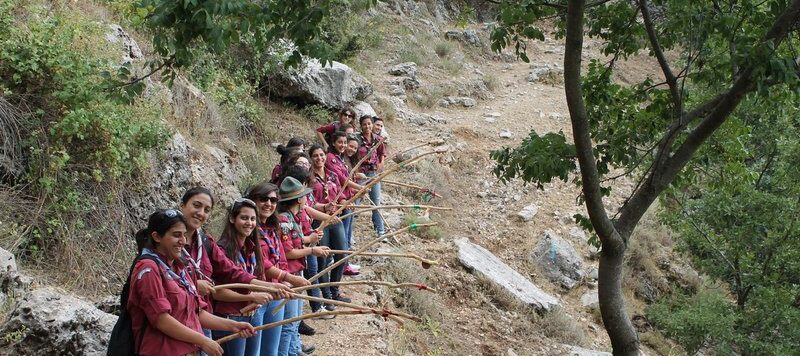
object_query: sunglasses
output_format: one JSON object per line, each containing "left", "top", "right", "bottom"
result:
{"left": 255, "top": 196, "right": 279, "bottom": 204}
{"left": 343, "top": 113, "right": 355, "bottom": 118}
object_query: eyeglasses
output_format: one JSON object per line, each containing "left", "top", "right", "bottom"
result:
{"left": 165, "top": 209, "right": 182, "bottom": 218}
{"left": 256, "top": 196, "right": 279, "bottom": 204}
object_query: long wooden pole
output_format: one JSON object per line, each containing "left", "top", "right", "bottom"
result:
{"left": 324, "top": 251, "right": 439, "bottom": 269}
{"left": 337, "top": 204, "right": 451, "bottom": 220}
{"left": 271, "top": 222, "right": 439, "bottom": 314}
{"left": 382, "top": 180, "right": 443, "bottom": 198}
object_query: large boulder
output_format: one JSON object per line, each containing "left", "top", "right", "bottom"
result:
{"left": 268, "top": 59, "right": 373, "bottom": 109}
{"left": 456, "top": 239, "right": 559, "bottom": 312}
{"left": 531, "top": 230, "right": 586, "bottom": 289}
{"left": 0, "top": 288, "right": 116, "bottom": 356}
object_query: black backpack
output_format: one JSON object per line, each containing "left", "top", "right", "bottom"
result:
{"left": 106, "top": 254, "right": 158, "bottom": 356}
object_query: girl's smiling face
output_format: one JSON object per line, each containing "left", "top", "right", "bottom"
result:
{"left": 232, "top": 206, "right": 257, "bottom": 238}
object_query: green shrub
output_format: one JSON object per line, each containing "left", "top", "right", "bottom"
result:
{"left": 401, "top": 213, "right": 443, "bottom": 240}
{"left": 300, "top": 104, "right": 333, "bottom": 124}
{"left": 647, "top": 289, "right": 736, "bottom": 355}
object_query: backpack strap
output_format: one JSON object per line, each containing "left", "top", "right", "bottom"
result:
{"left": 121, "top": 254, "right": 159, "bottom": 355}
{"left": 198, "top": 229, "right": 214, "bottom": 257}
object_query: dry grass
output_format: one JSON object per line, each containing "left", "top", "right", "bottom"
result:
{"left": 640, "top": 330, "right": 686, "bottom": 356}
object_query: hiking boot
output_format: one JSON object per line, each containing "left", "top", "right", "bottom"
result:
{"left": 302, "top": 344, "right": 316, "bottom": 354}
{"left": 299, "top": 320, "right": 316, "bottom": 336}
{"left": 332, "top": 294, "right": 352, "bottom": 303}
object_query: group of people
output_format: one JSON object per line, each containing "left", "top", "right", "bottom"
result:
{"left": 123, "top": 106, "right": 389, "bottom": 356}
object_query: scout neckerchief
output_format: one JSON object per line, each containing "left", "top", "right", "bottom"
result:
{"left": 236, "top": 239, "right": 257, "bottom": 275}
{"left": 359, "top": 132, "right": 381, "bottom": 168}
{"left": 314, "top": 171, "right": 336, "bottom": 203}
{"left": 181, "top": 229, "right": 213, "bottom": 284}
{"left": 141, "top": 248, "right": 197, "bottom": 296}
{"left": 259, "top": 223, "right": 281, "bottom": 265}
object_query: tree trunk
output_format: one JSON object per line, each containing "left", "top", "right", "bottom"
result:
{"left": 563, "top": 1, "right": 640, "bottom": 354}
{"left": 598, "top": 237, "right": 640, "bottom": 355}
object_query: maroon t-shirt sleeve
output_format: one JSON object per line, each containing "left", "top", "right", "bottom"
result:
{"left": 316, "top": 123, "right": 336, "bottom": 134}
{"left": 208, "top": 239, "right": 256, "bottom": 285}
{"left": 131, "top": 260, "right": 172, "bottom": 325}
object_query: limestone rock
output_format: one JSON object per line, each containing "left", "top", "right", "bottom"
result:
{"left": 499, "top": 129, "right": 513, "bottom": 139}
{"left": 568, "top": 345, "right": 612, "bottom": 356}
{"left": 517, "top": 204, "right": 540, "bottom": 222}
{"left": 105, "top": 24, "right": 143, "bottom": 64}
{"left": 580, "top": 290, "right": 599, "bottom": 308}
{"left": 527, "top": 63, "right": 564, "bottom": 84}
{"left": 0, "top": 248, "right": 16, "bottom": 273}
{"left": 445, "top": 29, "right": 481, "bottom": 46}
{"left": 0, "top": 288, "right": 116, "bottom": 356}
{"left": 351, "top": 101, "right": 377, "bottom": 118}
{"left": 456, "top": 239, "right": 559, "bottom": 311}
{"left": 531, "top": 230, "right": 586, "bottom": 289}
{"left": 269, "top": 59, "right": 373, "bottom": 109}
{"left": 128, "top": 133, "right": 249, "bottom": 223}
{"left": 438, "top": 96, "right": 476, "bottom": 108}
{"left": 389, "top": 62, "right": 417, "bottom": 78}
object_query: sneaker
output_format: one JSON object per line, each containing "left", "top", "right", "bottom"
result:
{"left": 324, "top": 303, "right": 336, "bottom": 311}
{"left": 312, "top": 307, "right": 336, "bottom": 319}
{"left": 333, "top": 294, "right": 352, "bottom": 303}
{"left": 302, "top": 344, "right": 316, "bottom": 354}
{"left": 299, "top": 320, "right": 316, "bottom": 336}
{"left": 343, "top": 265, "right": 360, "bottom": 276}
{"left": 349, "top": 263, "right": 361, "bottom": 269}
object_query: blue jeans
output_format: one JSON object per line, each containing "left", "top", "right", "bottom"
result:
{"left": 360, "top": 171, "right": 385, "bottom": 236}
{"left": 318, "top": 223, "right": 346, "bottom": 298}
{"left": 279, "top": 298, "right": 302, "bottom": 356}
{"left": 260, "top": 300, "right": 285, "bottom": 356}
{"left": 305, "top": 254, "right": 322, "bottom": 311}
{"left": 342, "top": 209, "right": 354, "bottom": 250}
{"left": 212, "top": 312, "right": 261, "bottom": 356}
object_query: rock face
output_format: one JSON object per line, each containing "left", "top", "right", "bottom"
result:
{"left": 527, "top": 63, "right": 564, "bottom": 84}
{"left": 445, "top": 29, "right": 481, "bottom": 46}
{"left": 0, "top": 288, "right": 115, "bottom": 356}
{"left": 580, "top": 290, "right": 599, "bottom": 308}
{"left": 531, "top": 230, "right": 586, "bottom": 289}
{"left": 351, "top": 100, "right": 377, "bottom": 118}
{"left": 456, "top": 239, "right": 559, "bottom": 311}
{"left": 438, "top": 96, "right": 476, "bottom": 108}
{"left": 128, "top": 132, "right": 249, "bottom": 221}
{"left": 269, "top": 59, "right": 373, "bottom": 109}
{"left": 105, "top": 24, "right": 143, "bottom": 64}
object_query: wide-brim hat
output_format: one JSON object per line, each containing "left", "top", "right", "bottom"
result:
{"left": 278, "top": 176, "right": 313, "bottom": 202}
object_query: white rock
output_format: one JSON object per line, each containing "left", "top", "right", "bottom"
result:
{"left": 456, "top": 239, "right": 560, "bottom": 311}
{"left": 517, "top": 204, "right": 540, "bottom": 222}
{"left": 580, "top": 290, "right": 599, "bottom": 307}
{"left": 499, "top": 129, "right": 513, "bottom": 138}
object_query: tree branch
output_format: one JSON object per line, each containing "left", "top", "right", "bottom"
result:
{"left": 615, "top": 0, "right": 800, "bottom": 238}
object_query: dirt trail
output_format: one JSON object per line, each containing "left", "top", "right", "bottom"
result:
{"left": 300, "top": 33, "right": 647, "bottom": 355}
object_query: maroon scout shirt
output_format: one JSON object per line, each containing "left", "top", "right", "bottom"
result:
{"left": 357, "top": 133, "right": 385, "bottom": 173}
{"left": 213, "top": 238, "right": 260, "bottom": 316}
{"left": 325, "top": 152, "right": 351, "bottom": 200}
{"left": 278, "top": 212, "right": 306, "bottom": 274}
{"left": 259, "top": 223, "right": 289, "bottom": 283}
{"left": 128, "top": 253, "right": 207, "bottom": 356}
{"left": 184, "top": 229, "right": 255, "bottom": 311}
{"left": 270, "top": 164, "right": 282, "bottom": 184}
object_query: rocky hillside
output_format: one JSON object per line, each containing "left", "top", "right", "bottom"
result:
{"left": 0, "top": 1, "right": 701, "bottom": 355}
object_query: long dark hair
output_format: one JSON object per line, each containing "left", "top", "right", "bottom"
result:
{"left": 217, "top": 199, "right": 264, "bottom": 278}
{"left": 244, "top": 181, "right": 280, "bottom": 228}
{"left": 278, "top": 164, "right": 312, "bottom": 188}
{"left": 181, "top": 187, "right": 215, "bottom": 208}
{"left": 135, "top": 209, "right": 187, "bottom": 254}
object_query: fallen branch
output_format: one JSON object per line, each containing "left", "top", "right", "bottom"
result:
{"left": 325, "top": 251, "right": 439, "bottom": 269}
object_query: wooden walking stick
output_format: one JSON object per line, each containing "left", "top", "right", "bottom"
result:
{"left": 318, "top": 148, "right": 447, "bottom": 231}
{"left": 337, "top": 204, "right": 452, "bottom": 220}
{"left": 382, "top": 179, "right": 444, "bottom": 198}
{"left": 325, "top": 251, "right": 439, "bottom": 269}
{"left": 216, "top": 308, "right": 416, "bottom": 345}
{"left": 272, "top": 222, "right": 439, "bottom": 314}
{"left": 292, "top": 280, "right": 437, "bottom": 293}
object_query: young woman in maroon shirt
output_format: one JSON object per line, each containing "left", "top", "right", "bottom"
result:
{"left": 212, "top": 198, "right": 273, "bottom": 356}
{"left": 128, "top": 209, "right": 255, "bottom": 356}
{"left": 357, "top": 116, "right": 387, "bottom": 237}
{"left": 177, "top": 187, "right": 291, "bottom": 339}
